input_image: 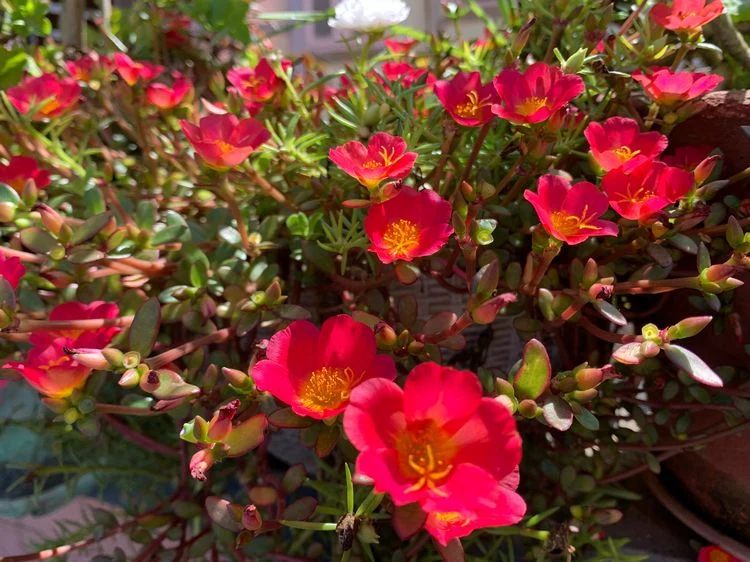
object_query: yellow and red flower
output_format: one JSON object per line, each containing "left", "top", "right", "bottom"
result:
{"left": 602, "top": 159, "right": 694, "bottom": 221}
{"left": 251, "top": 315, "right": 397, "bottom": 420}
{"left": 0, "top": 255, "right": 25, "bottom": 289}
{"left": 491, "top": 62, "right": 585, "bottom": 125}
{"left": 524, "top": 175, "right": 618, "bottom": 244}
{"left": 663, "top": 145, "right": 721, "bottom": 185}
{"left": 180, "top": 114, "right": 270, "bottom": 170}
{"left": 329, "top": 132, "right": 417, "bottom": 190}
{"left": 146, "top": 72, "right": 193, "bottom": 110}
{"left": 113, "top": 53, "right": 165, "bottom": 86}
{"left": 433, "top": 71, "right": 500, "bottom": 127}
{"left": 227, "top": 58, "right": 291, "bottom": 114}
{"left": 697, "top": 545, "right": 742, "bottom": 562}
{"left": 344, "top": 362, "right": 525, "bottom": 543}
{"left": 7, "top": 74, "right": 81, "bottom": 120}
{"left": 364, "top": 187, "right": 453, "bottom": 264}
{"left": 632, "top": 67, "right": 723, "bottom": 106}
{"left": 4, "top": 301, "right": 120, "bottom": 398}
{"left": 65, "top": 52, "right": 116, "bottom": 83}
{"left": 584, "top": 117, "right": 668, "bottom": 172}
{"left": 651, "top": 0, "right": 724, "bottom": 33}
{"left": 0, "top": 156, "right": 50, "bottom": 193}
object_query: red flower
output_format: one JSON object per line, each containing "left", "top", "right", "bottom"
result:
{"left": 384, "top": 37, "right": 418, "bottom": 55}
{"left": 113, "top": 53, "right": 164, "bottom": 86}
{"left": 0, "top": 255, "right": 25, "bottom": 288}
{"left": 0, "top": 156, "right": 51, "bottom": 193}
{"left": 227, "top": 58, "right": 290, "bottom": 108}
{"left": 146, "top": 73, "right": 193, "bottom": 110}
{"left": 584, "top": 117, "right": 668, "bottom": 172}
{"left": 4, "top": 343, "right": 92, "bottom": 398}
{"left": 29, "top": 301, "right": 121, "bottom": 349}
{"left": 251, "top": 315, "right": 397, "bottom": 420}
{"left": 381, "top": 62, "right": 435, "bottom": 91}
{"left": 632, "top": 67, "right": 723, "bottom": 106}
{"left": 423, "top": 470, "right": 522, "bottom": 545}
{"left": 4, "top": 301, "right": 120, "bottom": 398}
{"left": 66, "top": 52, "right": 115, "bottom": 83}
{"left": 364, "top": 187, "right": 453, "bottom": 264}
{"left": 602, "top": 159, "right": 694, "bottom": 220}
{"left": 492, "top": 63, "right": 585, "bottom": 125}
{"left": 433, "top": 72, "right": 500, "bottom": 127}
{"left": 180, "top": 114, "right": 270, "bottom": 170}
{"left": 343, "top": 362, "right": 525, "bottom": 535}
{"left": 697, "top": 545, "right": 742, "bottom": 562}
{"left": 651, "top": 0, "right": 724, "bottom": 32}
{"left": 663, "top": 145, "right": 720, "bottom": 185}
{"left": 162, "top": 11, "right": 193, "bottom": 47}
{"left": 329, "top": 132, "right": 417, "bottom": 189}
{"left": 524, "top": 175, "right": 618, "bottom": 244}
{"left": 6, "top": 74, "right": 81, "bottom": 120}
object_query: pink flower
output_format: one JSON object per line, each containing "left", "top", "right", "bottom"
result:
{"left": 180, "top": 114, "right": 270, "bottom": 169}
{"left": 329, "top": 132, "right": 417, "bottom": 190}
{"left": 364, "top": 187, "right": 453, "bottom": 264}
{"left": 29, "top": 301, "right": 121, "bottom": 349}
{"left": 651, "top": 0, "right": 724, "bottom": 33}
{"left": 584, "top": 117, "right": 668, "bottom": 172}
{"left": 524, "top": 175, "right": 619, "bottom": 244}
{"left": 4, "top": 343, "right": 92, "bottom": 398}
{"left": 0, "top": 255, "right": 25, "bottom": 289}
{"left": 146, "top": 73, "right": 193, "bottom": 110}
{"left": 663, "top": 145, "right": 721, "bottom": 185}
{"left": 6, "top": 74, "right": 81, "bottom": 120}
{"left": 65, "top": 52, "right": 115, "bottom": 83}
{"left": 633, "top": 67, "right": 723, "bottom": 106}
{"left": 0, "top": 156, "right": 51, "bottom": 193}
{"left": 227, "top": 58, "right": 291, "bottom": 115}
{"left": 384, "top": 37, "right": 418, "bottom": 55}
{"left": 113, "top": 53, "right": 164, "bottom": 86}
{"left": 344, "top": 362, "right": 525, "bottom": 541}
{"left": 602, "top": 159, "right": 695, "bottom": 221}
{"left": 251, "top": 315, "right": 397, "bottom": 420}
{"left": 492, "top": 63, "right": 585, "bottom": 125}
{"left": 433, "top": 72, "right": 500, "bottom": 127}
{"left": 381, "top": 62, "right": 435, "bottom": 92}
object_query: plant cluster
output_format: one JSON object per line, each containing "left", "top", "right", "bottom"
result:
{"left": 0, "top": 0, "right": 748, "bottom": 560}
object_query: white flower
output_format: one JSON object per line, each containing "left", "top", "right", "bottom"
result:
{"left": 328, "top": 0, "right": 410, "bottom": 32}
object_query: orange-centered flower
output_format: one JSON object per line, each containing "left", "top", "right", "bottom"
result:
{"left": 329, "top": 132, "right": 417, "bottom": 190}
{"left": 344, "top": 362, "right": 526, "bottom": 545}
{"left": 584, "top": 117, "right": 668, "bottom": 172}
{"left": 251, "top": 315, "right": 397, "bottom": 420}
{"left": 633, "top": 67, "right": 723, "bottom": 106}
{"left": 227, "top": 58, "right": 291, "bottom": 115}
{"left": 651, "top": 0, "right": 724, "bottom": 33}
{"left": 492, "top": 63, "right": 584, "bottom": 125}
{"left": 524, "top": 175, "right": 618, "bottom": 245}
{"left": 180, "top": 114, "right": 270, "bottom": 170}
{"left": 7, "top": 74, "right": 81, "bottom": 120}
{"left": 0, "top": 156, "right": 51, "bottom": 193}
{"left": 433, "top": 72, "right": 499, "bottom": 127}
{"left": 113, "top": 53, "right": 164, "bottom": 86}
{"left": 364, "top": 187, "right": 453, "bottom": 264}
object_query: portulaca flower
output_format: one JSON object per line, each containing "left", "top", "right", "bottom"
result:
{"left": 328, "top": 0, "right": 410, "bottom": 32}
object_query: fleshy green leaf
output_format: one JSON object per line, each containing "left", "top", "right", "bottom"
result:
{"left": 663, "top": 344, "right": 723, "bottom": 387}
{"left": 542, "top": 395, "right": 574, "bottom": 431}
{"left": 129, "top": 297, "right": 161, "bottom": 357}
{"left": 513, "top": 339, "right": 551, "bottom": 400}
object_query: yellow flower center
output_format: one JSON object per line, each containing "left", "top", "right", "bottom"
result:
{"left": 708, "top": 551, "right": 731, "bottom": 562}
{"left": 616, "top": 185, "right": 655, "bottom": 205}
{"left": 516, "top": 96, "right": 548, "bottom": 117}
{"left": 432, "top": 511, "right": 470, "bottom": 526}
{"left": 454, "top": 90, "right": 492, "bottom": 119}
{"left": 362, "top": 146, "right": 397, "bottom": 169}
{"left": 550, "top": 205, "right": 600, "bottom": 237}
{"left": 217, "top": 140, "right": 235, "bottom": 154}
{"left": 42, "top": 355, "right": 72, "bottom": 370}
{"left": 243, "top": 76, "right": 265, "bottom": 89}
{"left": 612, "top": 146, "right": 641, "bottom": 162}
{"left": 397, "top": 422, "right": 456, "bottom": 496}
{"left": 382, "top": 219, "right": 420, "bottom": 258}
{"left": 298, "top": 366, "right": 361, "bottom": 413}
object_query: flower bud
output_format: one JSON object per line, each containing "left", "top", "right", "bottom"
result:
{"left": 495, "top": 377, "right": 515, "bottom": 397}
{"left": 0, "top": 202, "right": 16, "bottom": 222}
{"left": 511, "top": 16, "right": 536, "bottom": 57}
{"left": 34, "top": 204, "right": 64, "bottom": 235}
{"left": 63, "top": 407, "right": 80, "bottom": 425}
{"left": 517, "top": 399, "right": 539, "bottom": 418}
{"left": 21, "top": 179, "right": 37, "bottom": 207}
{"left": 122, "top": 351, "right": 141, "bottom": 369}
{"left": 242, "top": 504, "right": 263, "bottom": 531}
{"left": 100, "top": 347, "right": 124, "bottom": 368}
{"left": 562, "top": 48, "right": 588, "bottom": 74}
{"left": 189, "top": 448, "right": 216, "bottom": 481}
{"left": 140, "top": 369, "right": 200, "bottom": 400}
{"left": 703, "top": 264, "right": 735, "bottom": 283}
{"left": 207, "top": 399, "right": 240, "bottom": 442}
{"left": 570, "top": 389, "right": 598, "bottom": 402}
{"left": 223, "top": 366, "right": 250, "bottom": 387}
{"left": 67, "top": 348, "right": 110, "bottom": 370}
{"left": 374, "top": 321, "right": 397, "bottom": 348}
{"left": 640, "top": 340, "right": 661, "bottom": 358}
{"left": 667, "top": 316, "right": 712, "bottom": 340}
{"left": 575, "top": 368, "right": 604, "bottom": 391}
{"left": 118, "top": 368, "right": 141, "bottom": 387}
{"left": 694, "top": 154, "right": 721, "bottom": 185}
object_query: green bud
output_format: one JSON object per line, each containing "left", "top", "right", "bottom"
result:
{"left": 0, "top": 202, "right": 16, "bottom": 222}
{"left": 562, "top": 48, "right": 588, "bottom": 74}
{"left": 63, "top": 408, "right": 80, "bottom": 425}
{"left": 517, "top": 399, "right": 539, "bottom": 418}
{"left": 667, "top": 316, "right": 712, "bottom": 340}
{"left": 21, "top": 180, "right": 37, "bottom": 207}
{"left": 122, "top": 351, "right": 141, "bottom": 369}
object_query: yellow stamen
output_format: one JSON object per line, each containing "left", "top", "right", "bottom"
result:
{"left": 298, "top": 366, "right": 362, "bottom": 413}
{"left": 616, "top": 185, "right": 655, "bottom": 205}
{"left": 550, "top": 204, "right": 600, "bottom": 236}
{"left": 516, "top": 96, "right": 548, "bottom": 117}
{"left": 432, "top": 512, "right": 469, "bottom": 526}
{"left": 397, "top": 423, "right": 456, "bottom": 496}
{"left": 612, "top": 146, "right": 641, "bottom": 162}
{"left": 382, "top": 219, "right": 420, "bottom": 258}
{"left": 454, "top": 90, "right": 492, "bottom": 119}
{"left": 362, "top": 146, "right": 397, "bottom": 169}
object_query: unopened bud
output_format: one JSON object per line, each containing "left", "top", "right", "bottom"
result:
{"left": 242, "top": 504, "right": 263, "bottom": 531}
{"left": 101, "top": 347, "right": 124, "bottom": 368}
{"left": 0, "top": 202, "right": 16, "bottom": 222}
{"left": 588, "top": 283, "right": 614, "bottom": 301}
{"left": 63, "top": 407, "right": 80, "bottom": 425}
{"left": 374, "top": 322, "right": 398, "bottom": 348}
{"left": 67, "top": 348, "right": 110, "bottom": 370}
{"left": 575, "top": 368, "right": 604, "bottom": 390}
{"left": 703, "top": 264, "right": 735, "bottom": 282}
{"left": 570, "top": 388, "right": 598, "bottom": 402}
{"left": 222, "top": 367, "right": 250, "bottom": 387}
{"left": 207, "top": 399, "right": 240, "bottom": 442}
{"left": 562, "top": 48, "right": 587, "bottom": 74}
{"left": 667, "top": 316, "right": 712, "bottom": 340}
{"left": 118, "top": 368, "right": 141, "bottom": 387}
{"left": 694, "top": 154, "right": 721, "bottom": 185}
{"left": 34, "top": 204, "right": 64, "bottom": 235}
{"left": 517, "top": 399, "right": 539, "bottom": 418}
{"left": 640, "top": 340, "right": 661, "bottom": 358}
{"left": 495, "top": 377, "right": 515, "bottom": 397}
{"left": 511, "top": 17, "right": 536, "bottom": 57}
{"left": 21, "top": 179, "right": 37, "bottom": 207}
